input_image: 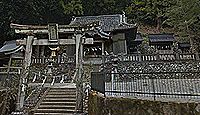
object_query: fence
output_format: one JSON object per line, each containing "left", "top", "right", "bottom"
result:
{"left": 104, "top": 72, "right": 200, "bottom": 101}
{"left": 91, "top": 53, "right": 200, "bottom": 101}
{"left": 92, "top": 72, "right": 200, "bottom": 101}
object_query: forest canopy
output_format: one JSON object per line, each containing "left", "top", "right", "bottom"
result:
{"left": 0, "top": 0, "right": 200, "bottom": 46}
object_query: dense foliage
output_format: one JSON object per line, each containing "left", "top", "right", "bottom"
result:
{"left": 0, "top": 0, "right": 199, "bottom": 45}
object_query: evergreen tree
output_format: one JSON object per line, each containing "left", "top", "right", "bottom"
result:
{"left": 126, "top": 0, "right": 176, "bottom": 31}
{"left": 165, "top": 0, "right": 200, "bottom": 51}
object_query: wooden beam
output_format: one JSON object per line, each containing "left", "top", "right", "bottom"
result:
{"left": 16, "top": 38, "right": 93, "bottom": 45}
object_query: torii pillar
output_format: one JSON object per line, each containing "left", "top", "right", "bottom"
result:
{"left": 75, "top": 31, "right": 84, "bottom": 112}
{"left": 17, "top": 35, "right": 34, "bottom": 110}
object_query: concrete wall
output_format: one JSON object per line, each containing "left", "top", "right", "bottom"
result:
{"left": 89, "top": 91, "right": 200, "bottom": 115}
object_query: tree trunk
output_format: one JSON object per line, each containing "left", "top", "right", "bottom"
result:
{"left": 156, "top": 16, "right": 161, "bottom": 33}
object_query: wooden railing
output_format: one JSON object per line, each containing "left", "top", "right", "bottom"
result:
{"left": 0, "top": 67, "right": 22, "bottom": 74}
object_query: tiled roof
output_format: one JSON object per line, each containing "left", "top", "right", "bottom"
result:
{"left": 86, "top": 27, "right": 110, "bottom": 39}
{"left": 70, "top": 14, "right": 136, "bottom": 32}
{"left": 134, "top": 33, "right": 143, "bottom": 42}
{"left": 149, "top": 34, "right": 174, "bottom": 42}
{"left": 178, "top": 43, "right": 191, "bottom": 48}
{"left": 0, "top": 40, "right": 23, "bottom": 55}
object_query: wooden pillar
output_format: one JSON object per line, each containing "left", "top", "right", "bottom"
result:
{"left": 17, "top": 35, "right": 34, "bottom": 110}
{"left": 5, "top": 56, "right": 12, "bottom": 87}
{"left": 102, "top": 41, "right": 105, "bottom": 55}
{"left": 41, "top": 46, "right": 45, "bottom": 57}
{"left": 41, "top": 46, "right": 45, "bottom": 63}
{"left": 124, "top": 39, "right": 128, "bottom": 54}
{"left": 7, "top": 56, "right": 12, "bottom": 73}
{"left": 36, "top": 45, "right": 40, "bottom": 57}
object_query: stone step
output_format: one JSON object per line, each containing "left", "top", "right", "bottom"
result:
{"left": 34, "top": 109, "right": 74, "bottom": 113}
{"left": 45, "top": 95, "right": 76, "bottom": 98}
{"left": 38, "top": 105, "right": 75, "bottom": 109}
{"left": 50, "top": 87, "right": 76, "bottom": 90}
{"left": 34, "top": 113, "right": 74, "bottom": 115}
{"left": 43, "top": 98, "right": 76, "bottom": 102}
{"left": 49, "top": 88, "right": 75, "bottom": 90}
{"left": 47, "top": 91, "right": 76, "bottom": 95}
{"left": 32, "top": 84, "right": 77, "bottom": 115}
{"left": 40, "top": 102, "right": 76, "bottom": 105}
{"left": 40, "top": 100, "right": 76, "bottom": 105}
{"left": 49, "top": 90, "right": 76, "bottom": 93}
{"left": 49, "top": 88, "right": 76, "bottom": 90}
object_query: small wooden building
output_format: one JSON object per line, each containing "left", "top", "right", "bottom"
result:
{"left": 178, "top": 43, "right": 191, "bottom": 53}
{"left": 149, "top": 34, "right": 174, "bottom": 54}
{"left": 0, "top": 40, "right": 23, "bottom": 87}
{"left": 0, "top": 40, "right": 23, "bottom": 67}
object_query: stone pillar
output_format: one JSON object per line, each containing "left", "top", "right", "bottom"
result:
{"left": 196, "top": 52, "right": 199, "bottom": 60}
{"left": 75, "top": 32, "right": 83, "bottom": 112}
{"left": 17, "top": 35, "right": 33, "bottom": 110}
{"left": 175, "top": 53, "right": 180, "bottom": 60}
{"left": 75, "top": 33, "right": 82, "bottom": 68}
{"left": 24, "top": 36, "right": 34, "bottom": 68}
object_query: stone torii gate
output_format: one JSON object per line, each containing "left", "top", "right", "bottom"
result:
{"left": 10, "top": 23, "right": 98, "bottom": 111}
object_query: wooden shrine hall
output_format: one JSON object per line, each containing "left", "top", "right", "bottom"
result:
{"left": 0, "top": 14, "right": 137, "bottom": 86}
{"left": 0, "top": 14, "right": 137, "bottom": 90}
{"left": 5, "top": 14, "right": 137, "bottom": 111}
{"left": 0, "top": 13, "right": 136, "bottom": 93}
{"left": 8, "top": 14, "right": 137, "bottom": 60}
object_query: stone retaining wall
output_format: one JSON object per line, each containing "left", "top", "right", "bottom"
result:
{"left": 0, "top": 90, "right": 16, "bottom": 115}
{"left": 89, "top": 91, "right": 200, "bottom": 115}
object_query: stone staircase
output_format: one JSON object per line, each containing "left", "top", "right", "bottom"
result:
{"left": 32, "top": 85, "right": 76, "bottom": 115}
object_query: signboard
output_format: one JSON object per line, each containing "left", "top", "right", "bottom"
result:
{"left": 48, "top": 23, "right": 59, "bottom": 42}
